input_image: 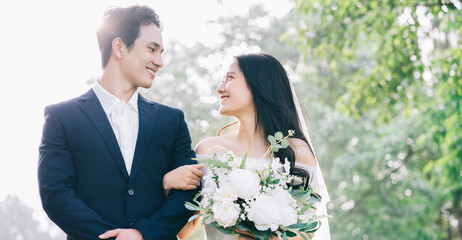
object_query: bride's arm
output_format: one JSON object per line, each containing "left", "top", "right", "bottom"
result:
{"left": 162, "top": 164, "right": 203, "bottom": 196}
{"left": 165, "top": 139, "right": 213, "bottom": 239}
{"left": 162, "top": 164, "right": 203, "bottom": 239}
{"left": 162, "top": 138, "right": 216, "bottom": 196}
{"left": 177, "top": 211, "right": 201, "bottom": 240}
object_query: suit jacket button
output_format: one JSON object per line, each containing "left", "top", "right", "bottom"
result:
{"left": 128, "top": 189, "right": 135, "bottom": 196}
{"left": 129, "top": 222, "right": 135, "bottom": 227}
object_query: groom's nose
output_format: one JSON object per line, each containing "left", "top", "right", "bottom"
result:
{"left": 153, "top": 53, "right": 163, "bottom": 69}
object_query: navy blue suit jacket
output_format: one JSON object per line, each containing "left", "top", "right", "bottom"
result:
{"left": 38, "top": 89, "right": 198, "bottom": 240}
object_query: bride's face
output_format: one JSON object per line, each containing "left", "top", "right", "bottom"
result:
{"left": 216, "top": 59, "right": 254, "bottom": 117}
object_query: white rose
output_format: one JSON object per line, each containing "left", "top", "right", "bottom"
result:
{"left": 272, "top": 189, "right": 298, "bottom": 227}
{"left": 228, "top": 169, "right": 261, "bottom": 200}
{"left": 247, "top": 189, "right": 298, "bottom": 231}
{"left": 211, "top": 201, "right": 240, "bottom": 228}
{"left": 247, "top": 195, "right": 279, "bottom": 231}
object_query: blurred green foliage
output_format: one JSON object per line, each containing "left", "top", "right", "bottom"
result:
{"left": 0, "top": 196, "right": 65, "bottom": 240}
{"left": 291, "top": 0, "right": 461, "bottom": 239}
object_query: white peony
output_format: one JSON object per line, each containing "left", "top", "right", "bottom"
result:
{"left": 212, "top": 183, "right": 238, "bottom": 203}
{"left": 228, "top": 169, "right": 261, "bottom": 200}
{"left": 211, "top": 201, "right": 240, "bottom": 228}
{"left": 247, "top": 188, "right": 298, "bottom": 231}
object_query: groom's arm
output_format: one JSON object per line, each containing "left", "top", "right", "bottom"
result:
{"left": 38, "top": 106, "right": 117, "bottom": 239}
{"left": 133, "top": 110, "right": 199, "bottom": 240}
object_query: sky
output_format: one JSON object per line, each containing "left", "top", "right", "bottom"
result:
{"left": 0, "top": 0, "right": 292, "bottom": 224}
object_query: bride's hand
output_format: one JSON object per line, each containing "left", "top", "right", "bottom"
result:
{"left": 235, "top": 229, "right": 279, "bottom": 240}
{"left": 236, "top": 229, "right": 255, "bottom": 240}
{"left": 162, "top": 164, "right": 204, "bottom": 191}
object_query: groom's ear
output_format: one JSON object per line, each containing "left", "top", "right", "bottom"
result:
{"left": 112, "top": 37, "right": 125, "bottom": 59}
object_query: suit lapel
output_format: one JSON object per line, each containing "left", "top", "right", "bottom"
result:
{"left": 129, "top": 94, "right": 158, "bottom": 182}
{"left": 78, "top": 89, "right": 129, "bottom": 180}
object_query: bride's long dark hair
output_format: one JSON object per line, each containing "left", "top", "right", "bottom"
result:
{"left": 233, "top": 52, "right": 312, "bottom": 190}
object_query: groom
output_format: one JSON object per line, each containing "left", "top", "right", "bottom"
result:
{"left": 38, "top": 5, "right": 198, "bottom": 240}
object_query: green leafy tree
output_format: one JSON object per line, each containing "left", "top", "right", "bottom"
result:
{"left": 292, "top": 0, "right": 461, "bottom": 239}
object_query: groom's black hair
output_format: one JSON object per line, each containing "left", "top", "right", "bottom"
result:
{"left": 235, "top": 53, "right": 314, "bottom": 191}
{"left": 97, "top": 5, "right": 162, "bottom": 68}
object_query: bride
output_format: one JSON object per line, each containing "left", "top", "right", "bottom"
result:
{"left": 162, "top": 53, "right": 330, "bottom": 240}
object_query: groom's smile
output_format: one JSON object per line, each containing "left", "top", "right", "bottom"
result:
{"left": 145, "top": 66, "right": 157, "bottom": 79}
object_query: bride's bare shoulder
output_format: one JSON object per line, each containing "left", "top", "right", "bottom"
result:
{"left": 194, "top": 134, "right": 234, "bottom": 155}
{"left": 290, "top": 138, "right": 317, "bottom": 167}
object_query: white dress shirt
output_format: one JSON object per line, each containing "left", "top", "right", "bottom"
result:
{"left": 93, "top": 80, "right": 139, "bottom": 176}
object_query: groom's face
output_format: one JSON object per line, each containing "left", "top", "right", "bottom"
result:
{"left": 120, "top": 24, "right": 164, "bottom": 88}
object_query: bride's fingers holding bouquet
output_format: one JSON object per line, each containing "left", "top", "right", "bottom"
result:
{"left": 235, "top": 229, "right": 255, "bottom": 240}
{"left": 235, "top": 229, "right": 279, "bottom": 240}
{"left": 162, "top": 164, "right": 204, "bottom": 191}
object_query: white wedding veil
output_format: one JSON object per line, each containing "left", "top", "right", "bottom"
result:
{"left": 290, "top": 80, "right": 331, "bottom": 239}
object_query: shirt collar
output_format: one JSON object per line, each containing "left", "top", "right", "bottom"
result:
{"left": 93, "top": 80, "right": 139, "bottom": 115}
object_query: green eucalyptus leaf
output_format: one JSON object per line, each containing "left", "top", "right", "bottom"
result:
{"left": 300, "top": 221, "right": 320, "bottom": 232}
{"left": 268, "top": 135, "right": 277, "bottom": 145}
{"left": 269, "top": 179, "right": 281, "bottom": 184}
{"left": 287, "top": 223, "right": 309, "bottom": 229}
{"left": 194, "top": 158, "right": 231, "bottom": 170}
{"left": 250, "top": 228, "right": 271, "bottom": 240}
{"left": 188, "top": 213, "right": 201, "bottom": 222}
{"left": 236, "top": 221, "right": 251, "bottom": 232}
{"left": 275, "top": 131, "right": 283, "bottom": 140}
{"left": 286, "top": 230, "right": 297, "bottom": 237}
{"left": 200, "top": 215, "right": 209, "bottom": 225}
{"left": 184, "top": 201, "right": 200, "bottom": 211}
{"left": 298, "top": 231, "right": 308, "bottom": 240}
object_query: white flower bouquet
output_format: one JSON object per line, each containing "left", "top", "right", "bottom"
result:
{"left": 185, "top": 131, "right": 321, "bottom": 240}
